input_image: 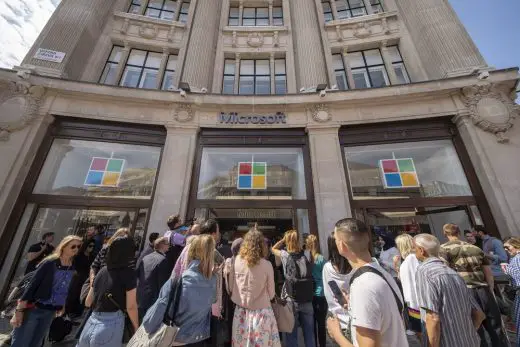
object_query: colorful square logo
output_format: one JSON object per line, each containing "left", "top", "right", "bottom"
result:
{"left": 84, "top": 157, "right": 125, "bottom": 187}
{"left": 237, "top": 162, "right": 267, "bottom": 190}
{"left": 379, "top": 158, "right": 419, "bottom": 189}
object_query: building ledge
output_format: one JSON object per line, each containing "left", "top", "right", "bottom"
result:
{"left": 325, "top": 11, "right": 398, "bottom": 28}
{"left": 113, "top": 12, "right": 187, "bottom": 29}
{"left": 0, "top": 67, "right": 518, "bottom": 108}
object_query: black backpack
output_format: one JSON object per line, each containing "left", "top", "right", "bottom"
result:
{"left": 284, "top": 252, "right": 314, "bottom": 302}
{"left": 48, "top": 316, "right": 73, "bottom": 342}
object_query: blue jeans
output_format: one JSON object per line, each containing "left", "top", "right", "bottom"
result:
{"left": 11, "top": 307, "right": 55, "bottom": 347}
{"left": 285, "top": 301, "right": 316, "bottom": 347}
{"left": 76, "top": 311, "right": 124, "bottom": 347}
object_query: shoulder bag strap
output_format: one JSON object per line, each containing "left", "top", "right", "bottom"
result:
{"left": 163, "top": 275, "right": 183, "bottom": 325}
{"left": 226, "top": 256, "right": 236, "bottom": 296}
{"left": 349, "top": 266, "right": 403, "bottom": 314}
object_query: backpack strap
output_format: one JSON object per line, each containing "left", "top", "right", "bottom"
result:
{"left": 349, "top": 266, "right": 403, "bottom": 315}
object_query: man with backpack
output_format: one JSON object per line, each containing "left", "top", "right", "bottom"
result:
{"left": 272, "top": 229, "right": 316, "bottom": 347}
{"left": 327, "top": 218, "right": 408, "bottom": 347}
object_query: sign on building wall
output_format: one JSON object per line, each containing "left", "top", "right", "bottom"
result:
{"left": 379, "top": 158, "right": 420, "bottom": 189}
{"left": 219, "top": 112, "right": 286, "bottom": 125}
{"left": 33, "top": 48, "right": 66, "bottom": 63}
{"left": 84, "top": 157, "right": 125, "bottom": 187}
{"left": 237, "top": 162, "right": 267, "bottom": 190}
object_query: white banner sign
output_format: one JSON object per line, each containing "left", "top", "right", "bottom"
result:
{"left": 33, "top": 48, "right": 66, "bottom": 63}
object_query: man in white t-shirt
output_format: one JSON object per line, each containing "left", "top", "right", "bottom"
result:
{"left": 327, "top": 218, "right": 409, "bottom": 347}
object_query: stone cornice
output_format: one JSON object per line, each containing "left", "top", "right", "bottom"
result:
{"left": 0, "top": 68, "right": 517, "bottom": 109}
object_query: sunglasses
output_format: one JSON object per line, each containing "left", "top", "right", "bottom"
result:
{"left": 70, "top": 244, "right": 81, "bottom": 250}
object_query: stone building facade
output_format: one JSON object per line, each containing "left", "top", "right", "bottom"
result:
{"left": 0, "top": 0, "right": 518, "bottom": 297}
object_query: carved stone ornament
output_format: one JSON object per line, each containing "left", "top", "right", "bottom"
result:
{"left": 139, "top": 23, "right": 158, "bottom": 39}
{"left": 247, "top": 33, "right": 264, "bottom": 47}
{"left": 0, "top": 81, "right": 45, "bottom": 141}
{"left": 461, "top": 83, "right": 519, "bottom": 143}
{"left": 353, "top": 22, "right": 372, "bottom": 38}
{"left": 309, "top": 104, "right": 332, "bottom": 123}
{"left": 173, "top": 103, "right": 194, "bottom": 123}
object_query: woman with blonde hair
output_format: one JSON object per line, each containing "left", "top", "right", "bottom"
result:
{"left": 272, "top": 230, "right": 316, "bottom": 347}
{"left": 141, "top": 234, "right": 217, "bottom": 346}
{"left": 10, "top": 235, "right": 82, "bottom": 347}
{"left": 395, "top": 233, "right": 421, "bottom": 336}
{"left": 227, "top": 229, "right": 280, "bottom": 346}
{"left": 306, "top": 235, "right": 327, "bottom": 347}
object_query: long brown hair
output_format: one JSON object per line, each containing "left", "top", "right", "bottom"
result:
{"left": 239, "top": 229, "right": 267, "bottom": 267}
{"left": 188, "top": 234, "right": 215, "bottom": 279}
{"left": 305, "top": 234, "right": 320, "bottom": 263}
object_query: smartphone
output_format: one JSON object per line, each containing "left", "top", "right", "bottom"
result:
{"left": 328, "top": 281, "right": 347, "bottom": 307}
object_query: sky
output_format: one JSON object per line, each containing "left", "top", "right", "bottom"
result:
{"left": 0, "top": 0, "right": 518, "bottom": 80}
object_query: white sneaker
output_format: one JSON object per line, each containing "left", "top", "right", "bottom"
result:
{"left": 406, "top": 330, "right": 416, "bottom": 336}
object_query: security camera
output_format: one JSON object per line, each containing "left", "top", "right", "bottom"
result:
{"left": 200, "top": 87, "right": 207, "bottom": 93}
{"left": 478, "top": 71, "right": 489, "bottom": 80}
{"left": 300, "top": 87, "right": 305, "bottom": 92}
{"left": 331, "top": 84, "right": 338, "bottom": 90}
{"left": 320, "top": 90, "right": 326, "bottom": 97}
{"left": 180, "top": 89, "right": 187, "bottom": 97}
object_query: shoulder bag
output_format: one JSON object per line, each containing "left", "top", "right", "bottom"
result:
{"left": 271, "top": 296, "right": 294, "bottom": 333}
{"left": 126, "top": 275, "right": 183, "bottom": 347}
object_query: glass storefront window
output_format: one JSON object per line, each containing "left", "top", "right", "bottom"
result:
{"left": 33, "top": 139, "right": 161, "bottom": 198}
{"left": 4, "top": 207, "right": 139, "bottom": 296}
{"left": 344, "top": 140, "right": 472, "bottom": 199}
{"left": 197, "top": 147, "right": 307, "bottom": 199}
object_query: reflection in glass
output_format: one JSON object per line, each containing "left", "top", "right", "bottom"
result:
{"left": 33, "top": 139, "right": 161, "bottom": 198}
{"left": 5, "top": 207, "right": 136, "bottom": 298}
{"left": 345, "top": 140, "right": 472, "bottom": 199}
{"left": 197, "top": 147, "right": 307, "bottom": 199}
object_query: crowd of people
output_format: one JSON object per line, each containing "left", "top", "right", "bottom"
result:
{"left": 2, "top": 215, "right": 520, "bottom": 347}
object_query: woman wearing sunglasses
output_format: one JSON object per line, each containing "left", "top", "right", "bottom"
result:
{"left": 10, "top": 235, "right": 82, "bottom": 347}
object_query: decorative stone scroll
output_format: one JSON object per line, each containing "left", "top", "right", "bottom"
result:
{"left": 461, "top": 83, "right": 519, "bottom": 143}
{"left": 139, "top": 23, "right": 159, "bottom": 39}
{"left": 172, "top": 103, "right": 194, "bottom": 123}
{"left": 309, "top": 103, "right": 332, "bottom": 123}
{"left": 0, "top": 82, "right": 45, "bottom": 141}
{"left": 247, "top": 33, "right": 264, "bottom": 47}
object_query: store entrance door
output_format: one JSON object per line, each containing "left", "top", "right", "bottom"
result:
{"left": 357, "top": 205, "right": 477, "bottom": 244}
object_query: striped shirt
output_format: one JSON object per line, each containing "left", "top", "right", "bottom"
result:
{"left": 505, "top": 254, "right": 520, "bottom": 288}
{"left": 416, "top": 258, "right": 480, "bottom": 347}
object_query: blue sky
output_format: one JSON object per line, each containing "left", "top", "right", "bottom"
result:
{"left": 449, "top": 0, "right": 519, "bottom": 74}
{"left": 0, "top": 0, "right": 518, "bottom": 83}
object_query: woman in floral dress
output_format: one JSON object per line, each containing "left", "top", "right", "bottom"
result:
{"left": 228, "top": 228, "right": 281, "bottom": 347}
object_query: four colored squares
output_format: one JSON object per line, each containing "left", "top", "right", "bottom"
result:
{"left": 379, "top": 158, "right": 420, "bottom": 188}
{"left": 237, "top": 162, "right": 267, "bottom": 190}
{"left": 84, "top": 157, "right": 125, "bottom": 187}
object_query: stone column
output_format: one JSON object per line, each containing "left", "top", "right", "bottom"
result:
{"left": 239, "top": 0, "right": 244, "bottom": 24}
{"left": 329, "top": 0, "right": 339, "bottom": 20}
{"left": 307, "top": 126, "right": 352, "bottom": 257}
{"left": 380, "top": 41, "right": 399, "bottom": 85}
{"left": 453, "top": 84, "right": 520, "bottom": 237}
{"left": 114, "top": 42, "right": 131, "bottom": 86}
{"left": 20, "top": 0, "right": 115, "bottom": 80}
{"left": 180, "top": 0, "right": 222, "bottom": 89}
{"left": 140, "top": 0, "right": 150, "bottom": 15}
{"left": 341, "top": 47, "right": 355, "bottom": 89}
{"left": 147, "top": 125, "right": 199, "bottom": 235}
{"left": 395, "top": 0, "right": 487, "bottom": 79}
{"left": 363, "top": 0, "right": 374, "bottom": 14}
{"left": 174, "top": 0, "right": 184, "bottom": 21}
{"left": 234, "top": 53, "right": 241, "bottom": 94}
{"left": 268, "top": 0, "right": 274, "bottom": 25}
{"left": 270, "top": 53, "right": 276, "bottom": 94}
{"left": 290, "top": 0, "right": 328, "bottom": 89}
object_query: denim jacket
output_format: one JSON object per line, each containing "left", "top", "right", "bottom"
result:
{"left": 142, "top": 260, "right": 216, "bottom": 344}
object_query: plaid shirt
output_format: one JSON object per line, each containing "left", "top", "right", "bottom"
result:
{"left": 440, "top": 239, "right": 490, "bottom": 288}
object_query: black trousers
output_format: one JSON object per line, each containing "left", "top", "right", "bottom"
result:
{"left": 313, "top": 296, "right": 328, "bottom": 347}
{"left": 471, "top": 286, "right": 509, "bottom": 347}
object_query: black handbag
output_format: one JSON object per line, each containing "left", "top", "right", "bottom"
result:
{"left": 106, "top": 293, "right": 135, "bottom": 343}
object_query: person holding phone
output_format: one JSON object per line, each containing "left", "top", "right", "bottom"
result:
{"left": 24, "top": 232, "right": 55, "bottom": 275}
{"left": 322, "top": 233, "right": 353, "bottom": 344}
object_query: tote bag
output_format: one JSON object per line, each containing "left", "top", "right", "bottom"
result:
{"left": 271, "top": 296, "right": 294, "bottom": 333}
{"left": 127, "top": 276, "right": 183, "bottom": 347}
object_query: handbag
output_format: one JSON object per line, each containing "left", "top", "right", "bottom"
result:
{"left": 271, "top": 296, "right": 294, "bottom": 333}
{"left": 106, "top": 293, "right": 135, "bottom": 343}
{"left": 127, "top": 276, "right": 183, "bottom": 347}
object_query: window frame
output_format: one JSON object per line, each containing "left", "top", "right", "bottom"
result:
{"left": 161, "top": 54, "right": 178, "bottom": 90}
{"left": 178, "top": 0, "right": 190, "bottom": 23}
{"left": 274, "top": 58, "right": 287, "bottom": 95}
{"left": 228, "top": 7, "right": 240, "bottom": 26}
{"left": 145, "top": 0, "right": 176, "bottom": 20}
{"left": 273, "top": 6, "right": 284, "bottom": 26}
{"left": 120, "top": 49, "right": 162, "bottom": 89}
{"left": 321, "top": 0, "right": 334, "bottom": 22}
{"left": 348, "top": 48, "right": 389, "bottom": 89}
{"left": 331, "top": 53, "right": 349, "bottom": 90}
{"left": 128, "top": 0, "right": 142, "bottom": 14}
{"left": 388, "top": 45, "right": 411, "bottom": 84}
{"left": 99, "top": 45, "right": 123, "bottom": 85}
{"left": 369, "top": 0, "right": 384, "bottom": 13}
{"left": 239, "top": 59, "right": 271, "bottom": 95}
{"left": 335, "top": 0, "right": 367, "bottom": 19}
{"left": 222, "top": 59, "right": 236, "bottom": 94}
{"left": 242, "top": 7, "right": 270, "bottom": 26}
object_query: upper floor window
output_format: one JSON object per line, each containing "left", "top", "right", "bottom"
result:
{"left": 332, "top": 54, "right": 349, "bottom": 90}
{"left": 128, "top": 0, "right": 190, "bottom": 23}
{"left": 161, "top": 55, "right": 178, "bottom": 90}
{"left": 100, "top": 46, "right": 123, "bottom": 85}
{"left": 223, "top": 58, "right": 287, "bottom": 95}
{"left": 348, "top": 49, "right": 389, "bottom": 89}
{"left": 274, "top": 59, "right": 286, "bottom": 95}
{"left": 322, "top": 0, "right": 383, "bottom": 21}
{"left": 387, "top": 46, "right": 410, "bottom": 84}
{"left": 120, "top": 50, "right": 162, "bottom": 89}
{"left": 228, "top": 6, "right": 283, "bottom": 26}
{"left": 223, "top": 59, "right": 235, "bottom": 94}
